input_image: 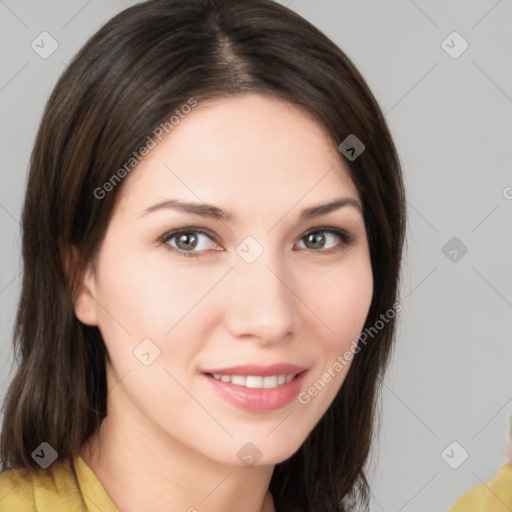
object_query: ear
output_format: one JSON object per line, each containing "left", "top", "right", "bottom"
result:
{"left": 60, "top": 242, "right": 99, "bottom": 326}
{"left": 74, "top": 263, "right": 99, "bottom": 326}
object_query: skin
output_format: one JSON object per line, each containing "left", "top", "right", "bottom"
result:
{"left": 76, "top": 94, "right": 373, "bottom": 512}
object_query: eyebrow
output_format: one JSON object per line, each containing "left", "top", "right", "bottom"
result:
{"left": 141, "top": 197, "right": 362, "bottom": 221}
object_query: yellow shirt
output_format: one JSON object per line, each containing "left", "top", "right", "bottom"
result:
{"left": 4, "top": 457, "right": 510, "bottom": 511}
{"left": 0, "top": 456, "right": 120, "bottom": 512}
{"left": 448, "top": 463, "right": 512, "bottom": 512}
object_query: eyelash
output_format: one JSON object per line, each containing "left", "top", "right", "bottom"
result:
{"left": 158, "top": 226, "right": 354, "bottom": 258}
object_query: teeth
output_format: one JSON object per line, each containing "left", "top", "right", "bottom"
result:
{"left": 210, "top": 373, "right": 295, "bottom": 389}
{"left": 231, "top": 375, "right": 245, "bottom": 386}
{"left": 245, "top": 376, "right": 263, "bottom": 388}
{"left": 263, "top": 376, "right": 277, "bottom": 388}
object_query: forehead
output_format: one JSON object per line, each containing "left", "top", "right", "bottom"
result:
{"left": 115, "top": 94, "right": 360, "bottom": 216}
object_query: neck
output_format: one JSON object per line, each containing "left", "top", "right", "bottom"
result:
{"left": 80, "top": 370, "right": 275, "bottom": 512}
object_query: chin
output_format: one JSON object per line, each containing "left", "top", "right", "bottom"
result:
{"left": 229, "top": 430, "right": 309, "bottom": 468}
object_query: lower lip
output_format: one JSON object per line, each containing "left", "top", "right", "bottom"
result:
{"left": 202, "top": 371, "right": 308, "bottom": 412}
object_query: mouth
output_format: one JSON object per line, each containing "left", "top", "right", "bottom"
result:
{"left": 201, "top": 364, "right": 308, "bottom": 412}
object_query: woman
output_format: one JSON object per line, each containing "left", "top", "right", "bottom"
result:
{"left": 0, "top": 0, "right": 405, "bottom": 510}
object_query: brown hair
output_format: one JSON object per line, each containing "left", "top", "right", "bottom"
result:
{"left": 0, "top": 1, "right": 406, "bottom": 510}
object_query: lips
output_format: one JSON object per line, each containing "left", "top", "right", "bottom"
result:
{"left": 201, "top": 363, "right": 308, "bottom": 412}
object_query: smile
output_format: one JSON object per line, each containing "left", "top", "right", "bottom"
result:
{"left": 201, "top": 364, "right": 308, "bottom": 412}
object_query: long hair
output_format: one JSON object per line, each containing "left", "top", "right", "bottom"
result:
{"left": 0, "top": 1, "right": 406, "bottom": 510}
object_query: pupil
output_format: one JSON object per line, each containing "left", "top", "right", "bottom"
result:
{"left": 308, "top": 232, "right": 325, "bottom": 249}
{"left": 177, "top": 233, "right": 197, "bottom": 250}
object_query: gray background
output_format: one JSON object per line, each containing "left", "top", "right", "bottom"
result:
{"left": 1, "top": 1, "right": 511, "bottom": 510}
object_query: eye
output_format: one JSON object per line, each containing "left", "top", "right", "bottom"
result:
{"left": 159, "top": 228, "right": 219, "bottom": 257}
{"left": 159, "top": 226, "right": 353, "bottom": 258}
{"left": 296, "top": 228, "right": 352, "bottom": 253}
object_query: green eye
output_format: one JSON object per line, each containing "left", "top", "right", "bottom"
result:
{"left": 159, "top": 226, "right": 353, "bottom": 258}
{"left": 160, "top": 229, "right": 218, "bottom": 258}
{"left": 297, "top": 228, "right": 353, "bottom": 253}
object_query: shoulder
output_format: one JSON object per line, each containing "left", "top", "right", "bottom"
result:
{"left": 448, "top": 464, "right": 512, "bottom": 512}
{"left": 0, "top": 467, "right": 34, "bottom": 510}
{"left": 0, "top": 460, "right": 82, "bottom": 512}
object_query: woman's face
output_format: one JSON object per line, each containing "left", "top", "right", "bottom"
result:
{"left": 76, "top": 94, "right": 373, "bottom": 467}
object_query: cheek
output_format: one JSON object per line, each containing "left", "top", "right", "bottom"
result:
{"left": 92, "top": 242, "right": 225, "bottom": 387}
{"left": 293, "top": 258, "right": 372, "bottom": 430}
{"left": 305, "top": 256, "right": 373, "bottom": 347}
{"left": 94, "top": 244, "right": 216, "bottom": 337}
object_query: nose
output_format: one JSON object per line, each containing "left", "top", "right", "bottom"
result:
{"left": 223, "top": 253, "right": 300, "bottom": 346}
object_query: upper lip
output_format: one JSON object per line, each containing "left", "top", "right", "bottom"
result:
{"left": 202, "top": 364, "right": 308, "bottom": 377}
